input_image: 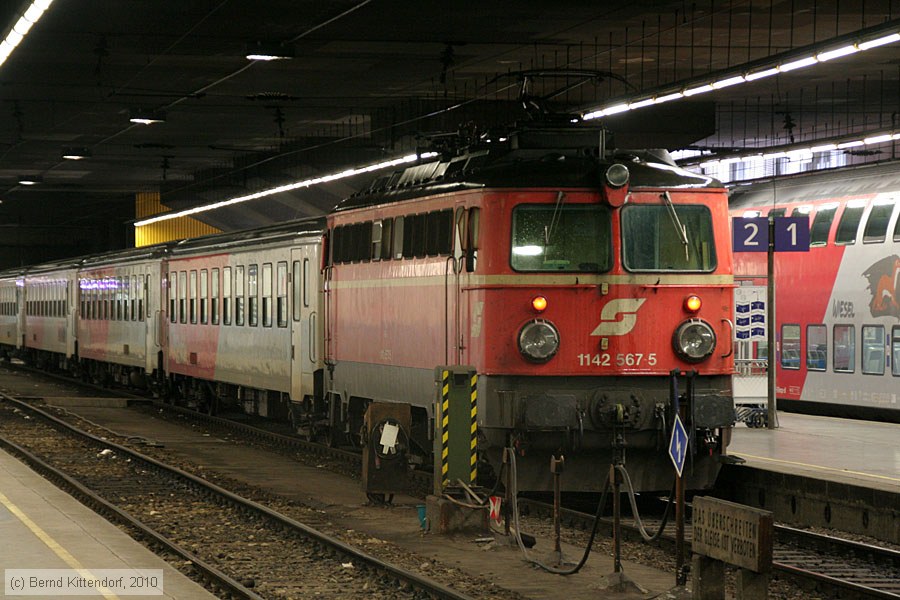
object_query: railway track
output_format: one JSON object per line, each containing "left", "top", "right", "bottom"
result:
{"left": 519, "top": 498, "right": 900, "bottom": 599}
{"left": 0, "top": 393, "right": 475, "bottom": 600}
{"left": 1, "top": 361, "right": 435, "bottom": 495}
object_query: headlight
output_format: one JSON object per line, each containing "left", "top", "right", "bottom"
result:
{"left": 518, "top": 319, "right": 560, "bottom": 362}
{"left": 673, "top": 319, "right": 716, "bottom": 363}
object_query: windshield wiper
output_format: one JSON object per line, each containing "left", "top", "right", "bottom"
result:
{"left": 544, "top": 191, "right": 566, "bottom": 246}
{"left": 661, "top": 191, "right": 690, "bottom": 260}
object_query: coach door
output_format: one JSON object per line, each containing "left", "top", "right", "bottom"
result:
{"left": 291, "top": 245, "right": 320, "bottom": 403}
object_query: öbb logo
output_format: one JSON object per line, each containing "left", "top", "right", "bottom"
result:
{"left": 590, "top": 298, "right": 646, "bottom": 336}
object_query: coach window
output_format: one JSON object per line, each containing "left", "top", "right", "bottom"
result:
{"left": 833, "top": 324, "right": 855, "bottom": 372}
{"left": 767, "top": 208, "right": 786, "bottom": 218}
{"left": 102, "top": 279, "right": 109, "bottom": 320}
{"left": 249, "top": 264, "right": 259, "bottom": 326}
{"left": 189, "top": 270, "right": 197, "bottom": 324}
{"left": 138, "top": 275, "right": 146, "bottom": 321}
{"left": 235, "top": 266, "right": 245, "bottom": 326}
{"left": 118, "top": 277, "right": 126, "bottom": 321}
{"left": 789, "top": 205, "right": 812, "bottom": 218}
{"left": 262, "top": 263, "right": 272, "bottom": 327}
{"left": 169, "top": 272, "right": 176, "bottom": 323}
{"left": 211, "top": 269, "right": 220, "bottom": 325}
{"left": 200, "top": 269, "right": 208, "bottom": 324}
{"left": 292, "top": 260, "right": 302, "bottom": 321}
{"left": 223, "top": 267, "right": 232, "bottom": 326}
{"left": 863, "top": 200, "right": 895, "bottom": 243}
{"left": 834, "top": 201, "right": 866, "bottom": 245}
{"left": 810, "top": 203, "right": 838, "bottom": 246}
{"left": 861, "top": 325, "right": 885, "bottom": 375}
{"left": 178, "top": 271, "right": 187, "bottom": 324}
{"left": 780, "top": 324, "right": 801, "bottom": 369}
{"left": 892, "top": 327, "right": 900, "bottom": 376}
{"left": 128, "top": 275, "right": 135, "bottom": 320}
{"left": 276, "top": 261, "right": 287, "bottom": 327}
{"left": 806, "top": 324, "right": 827, "bottom": 371}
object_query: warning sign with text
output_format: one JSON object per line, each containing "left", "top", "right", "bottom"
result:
{"left": 692, "top": 496, "right": 774, "bottom": 573}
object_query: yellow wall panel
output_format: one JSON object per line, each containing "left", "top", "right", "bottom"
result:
{"left": 134, "top": 192, "right": 221, "bottom": 247}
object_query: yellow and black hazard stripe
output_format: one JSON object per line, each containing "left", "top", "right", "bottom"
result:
{"left": 441, "top": 369, "right": 450, "bottom": 490}
{"left": 469, "top": 373, "right": 477, "bottom": 484}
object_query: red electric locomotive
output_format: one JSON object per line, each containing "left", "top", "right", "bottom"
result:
{"left": 322, "top": 125, "right": 736, "bottom": 492}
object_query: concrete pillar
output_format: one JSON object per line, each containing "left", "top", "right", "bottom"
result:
{"left": 736, "top": 568, "right": 769, "bottom": 600}
{"left": 691, "top": 555, "right": 725, "bottom": 600}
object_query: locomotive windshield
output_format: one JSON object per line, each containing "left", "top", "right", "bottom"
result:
{"left": 511, "top": 204, "right": 612, "bottom": 272}
{"left": 621, "top": 204, "right": 716, "bottom": 272}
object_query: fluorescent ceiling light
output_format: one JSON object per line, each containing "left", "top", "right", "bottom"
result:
{"left": 816, "top": 45, "right": 858, "bottom": 61}
{"left": 745, "top": 67, "right": 779, "bottom": 81}
{"left": 245, "top": 41, "right": 294, "bottom": 61}
{"left": 129, "top": 109, "right": 166, "bottom": 125}
{"left": 0, "top": 0, "right": 54, "bottom": 68}
{"left": 134, "top": 151, "right": 440, "bottom": 227}
{"left": 578, "top": 24, "right": 900, "bottom": 122}
{"left": 62, "top": 147, "right": 91, "bottom": 160}
{"left": 628, "top": 98, "right": 655, "bottom": 110}
{"left": 683, "top": 83, "right": 714, "bottom": 96}
{"left": 18, "top": 174, "right": 42, "bottom": 185}
{"left": 858, "top": 33, "right": 900, "bottom": 50}
{"left": 778, "top": 56, "right": 818, "bottom": 72}
{"left": 711, "top": 75, "right": 745, "bottom": 89}
{"left": 654, "top": 92, "right": 684, "bottom": 104}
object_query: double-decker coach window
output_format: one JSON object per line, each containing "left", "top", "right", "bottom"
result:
{"left": 511, "top": 205, "right": 611, "bottom": 272}
{"left": 835, "top": 202, "right": 865, "bottom": 244}
{"left": 806, "top": 324, "right": 827, "bottom": 371}
{"left": 862, "top": 325, "right": 885, "bottom": 374}
{"left": 810, "top": 204, "right": 838, "bottom": 246}
{"left": 781, "top": 324, "right": 801, "bottom": 369}
{"left": 892, "top": 326, "right": 900, "bottom": 376}
{"left": 834, "top": 324, "right": 855, "bottom": 372}
{"left": 863, "top": 201, "right": 895, "bottom": 243}
{"left": 622, "top": 204, "right": 716, "bottom": 272}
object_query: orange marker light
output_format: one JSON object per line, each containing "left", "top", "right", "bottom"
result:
{"left": 684, "top": 295, "right": 702, "bottom": 312}
{"left": 532, "top": 296, "right": 548, "bottom": 312}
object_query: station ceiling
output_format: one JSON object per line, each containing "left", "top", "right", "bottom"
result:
{"left": 1, "top": 0, "right": 899, "bottom": 265}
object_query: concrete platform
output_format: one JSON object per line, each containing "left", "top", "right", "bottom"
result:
{"left": 0, "top": 448, "right": 217, "bottom": 600}
{"left": 723, "top": 411, "right": 900, "bottom": 544}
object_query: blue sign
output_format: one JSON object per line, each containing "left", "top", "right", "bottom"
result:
{"left": 669, "top": 414, "right": 689, "bottom": 477}
{"left": 733, "top": 217, "right": 768, "bottom": 252}
{"left": 774, "top": 216, "right": 810, "bottom": 251}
